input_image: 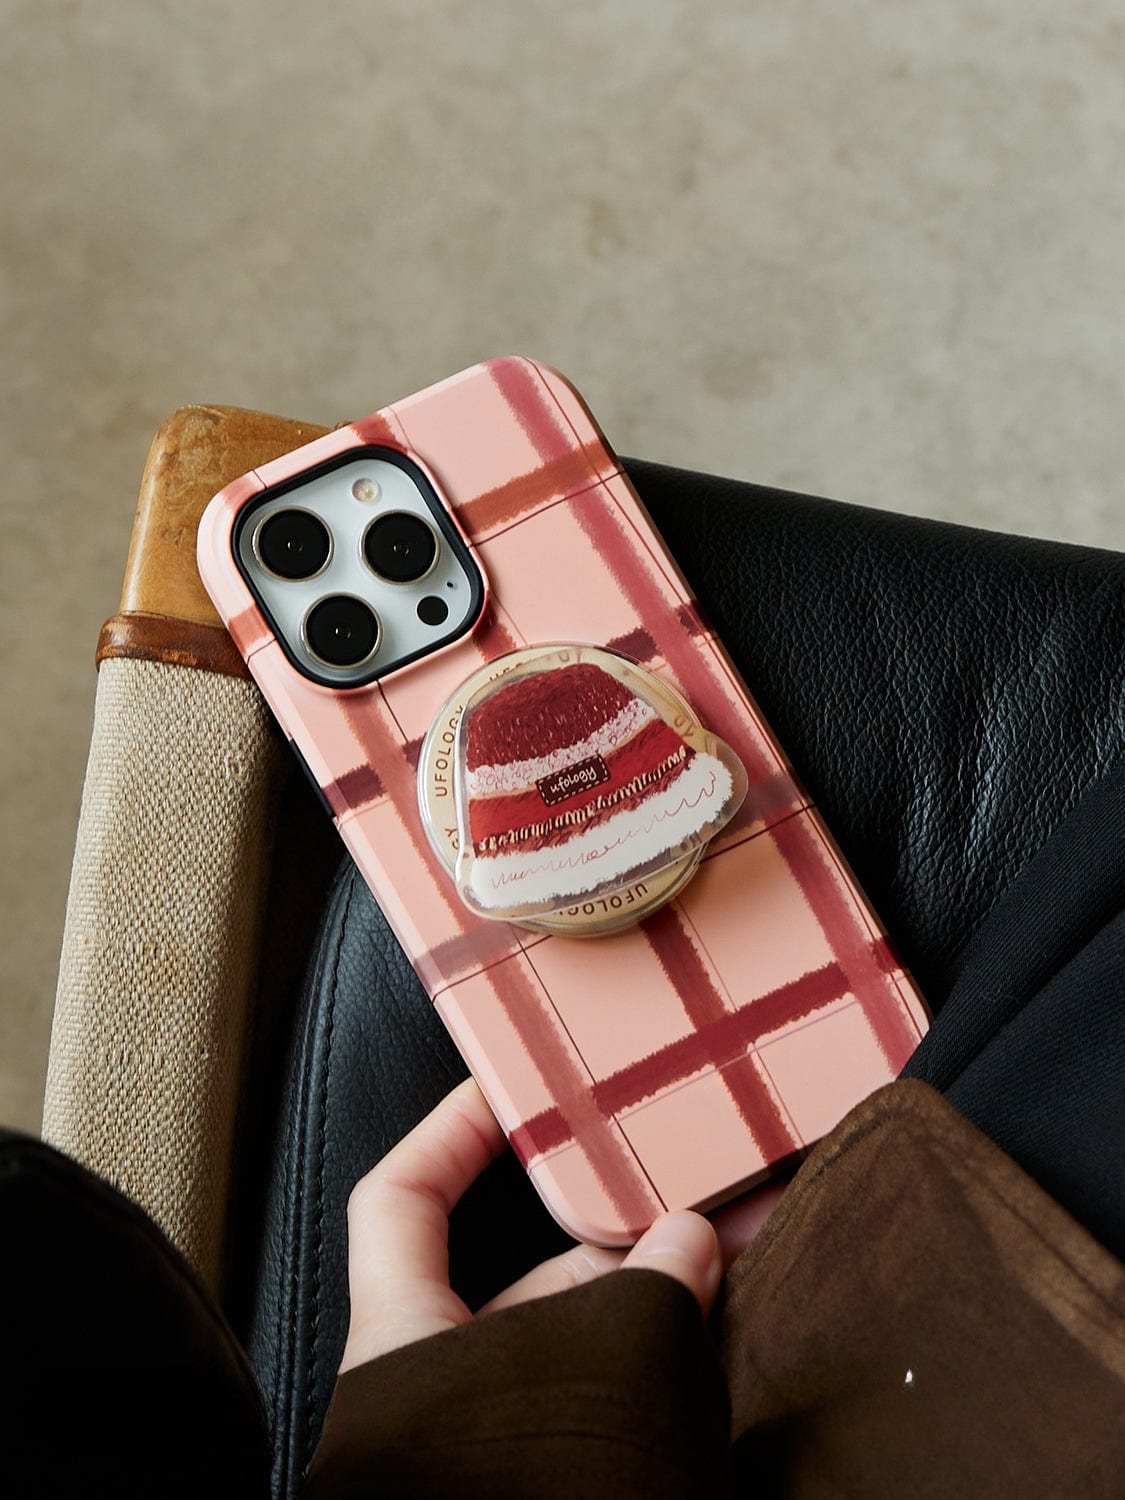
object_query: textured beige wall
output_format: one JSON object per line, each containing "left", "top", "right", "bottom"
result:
{"left": 2, "top": 2, "right": 1122, "bottom": 1132}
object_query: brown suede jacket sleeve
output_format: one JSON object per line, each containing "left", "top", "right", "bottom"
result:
{"left": 304, "top": 1266, "right": 731, "bottom": 1498}
{"left": 304, "top": 1082, "right": 1125, "bottom": 1500}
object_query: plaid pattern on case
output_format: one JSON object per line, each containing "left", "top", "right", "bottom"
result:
{"left": 198, "top": 357, "right": 929, "bottom": 1245}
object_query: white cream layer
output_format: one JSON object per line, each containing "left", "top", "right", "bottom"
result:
{"left": 463, "top": 753, "right": 732, "bottom": 911}
{"left": 466, "top": 696, "right": 656, "bottom": 797}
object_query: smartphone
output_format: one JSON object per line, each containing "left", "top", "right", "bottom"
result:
{"left": 198, "top": 356, "right": 928, "bottom": 1246}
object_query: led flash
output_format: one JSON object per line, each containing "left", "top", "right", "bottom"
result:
{"left": 352, "top": 478, "right": 380, "bottom": 503}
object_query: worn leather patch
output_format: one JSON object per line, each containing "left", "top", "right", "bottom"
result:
{"left": 96, "top": 610, "right": 252, "bottom": 677}
{"left": 121, "top": 403, "right": 330, "bottom": 627}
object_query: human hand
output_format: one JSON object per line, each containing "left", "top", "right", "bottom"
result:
{"left": 340, "top": 1076, "right": 785, "bottom": 1371}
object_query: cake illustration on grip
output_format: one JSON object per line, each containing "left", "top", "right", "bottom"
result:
{"left": 450, "top": 646, "right": 747, "bottom": 921}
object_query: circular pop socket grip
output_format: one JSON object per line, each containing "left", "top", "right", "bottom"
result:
{"left": 418, "top": 645, "right": 747, "bottom": 936}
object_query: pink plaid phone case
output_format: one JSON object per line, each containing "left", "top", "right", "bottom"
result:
{"left": 198, "top": 357, "right": 929, "bottom": 1245}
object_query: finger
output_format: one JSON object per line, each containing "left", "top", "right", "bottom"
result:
{"left": 619, "top": 1210, "right": 722, "bottom": 1316}
{"left": 347, "top": 1077, "right": 507, "bottom": 1299}
{"left": 476, "top": 1242, "right": 627, "bottom": 1317}
{"left": 709, "top": 1179, "right": 788, "bottom": 1270}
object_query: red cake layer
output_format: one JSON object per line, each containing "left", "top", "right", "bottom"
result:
{"left": 466, "top": 662, "right": 634, "bottom": 769}
{"left": 470, "top": 724, "right": 694, "bottom": 855}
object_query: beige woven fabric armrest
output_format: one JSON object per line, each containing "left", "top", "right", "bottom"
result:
{"left": 43, "top": 405, "right": 327, "bottom": 1292}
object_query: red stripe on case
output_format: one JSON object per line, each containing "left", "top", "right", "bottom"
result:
{"left": 488, "top": 357, "right": 583, "bottom": 465}
{"left": 570, "top": 488, "right": 776, "bottom": 786}
{"left": 718, "top": 1052, "right": 795, "bottom": 1160}
{"left": 401, "top": 738, "right": 423, "bottom": 772}
{"left": 349, "top": 412, "right": 406, "bottom": 448}
{"left": 641, "top": 905, "right": 799, "bottom": 1156}
{"left": 605, "top": 627, "right": 658, "bottom": 663}
{"left": 509, "top": 1117, "right": 563, "bottom": 1165}
{"left": 459, "top": 449, "right": 605, "bottom": 535}
{"left": 472, "top": 603, "right": 521, "bottom": 658}
{"left": 607, "top": 960, "right": 847, "bottom": 1109}
{"left": 227, "top": 606, "right": 269, "bottom": 656}
{"left": 637, "top": 907, "right": 730, "bottom": 1036}
{"left": 769, "top": 814, "right": 921, "bottom": 1069}
{"left": 492, "top": 954, "right": 661, "bottom": 1227}
{"left": 730, "top": 959, "right": 847, "bottom": 1040}
{"left": 452, "top": 359, "right": 610, "bottom": 534}
{"left": 677, "top": 602, "right": 709, "bottom": 637}
{"left": 339, "top": 693, "right": 531, "bottom": 992}
{"left": 339, "top": 692, "right": 477, "bottom": 941}
{"left": 324, "top": 764, "right": 385, "bottom": 816}
{"left": 516, "top": 961, "right": 848, "bottom": 1156}
{"left": 738, "top": 772, "right": 809, "bottom": 829}
{"left": 426, "top": 926, "right": 536, "bottom": 993}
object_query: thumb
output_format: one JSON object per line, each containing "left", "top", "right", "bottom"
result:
{"left": 619, "top": 1210, "right": 722, "bottom": 1316}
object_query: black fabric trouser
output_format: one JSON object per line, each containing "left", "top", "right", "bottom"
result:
{"left": 903, "top": 759, "right": 1125, "bottom": 1258}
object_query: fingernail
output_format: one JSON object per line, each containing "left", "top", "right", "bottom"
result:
{"left": 638, "top": 1211, "right": 718, "bottom": 1277}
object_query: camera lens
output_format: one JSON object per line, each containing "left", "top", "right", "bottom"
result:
{"left": 363, "top": 512, "right": 438, "bottom": 583}
{"left": 256, "top": 510, "right": 331, "bottom": 580}
{"left": 304, "top": 595, "right": 380, "bottom": 668}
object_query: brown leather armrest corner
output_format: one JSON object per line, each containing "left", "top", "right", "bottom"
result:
{"left": 96, "top": 404, "right": 330, "bottom": 676}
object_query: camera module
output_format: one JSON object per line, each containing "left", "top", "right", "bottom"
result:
{"left": 363, "top": 512, "right": 438, "bottom": 584}
{"left": 256, "top": 509, "right": 331, "bottom": 580}
{"left": 304, "top": 595, "right": 380, "bottom": 668}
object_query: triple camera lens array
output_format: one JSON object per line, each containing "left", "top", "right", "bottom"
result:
{"left": 255, "top": 508, "right": 443, "bottom": 668}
